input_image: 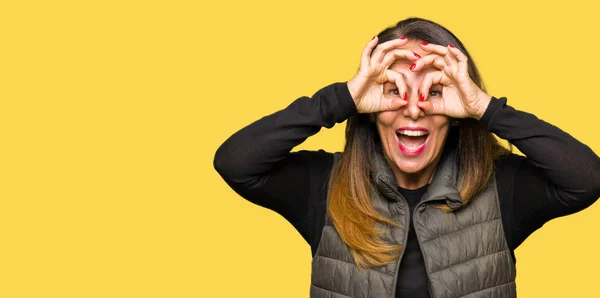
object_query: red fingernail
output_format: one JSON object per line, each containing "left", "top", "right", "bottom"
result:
{"left": 372, "top": 35, "right": 377, "bottom": 40}
{"left": 422, "top": 42, "right": 428, "bottom": 46}
{"left": 403, "top": 92, "right": 408, "bottom": 100}
{"left": 414, "top": 52, "right": 421, "bottom": 58}
{"left": 419, "top": 94, "right": 425, "bottom": 101}
{"left": 448, "top": 43, "right": 455, "bottom": 48}
{"left": 400, "top": 36, "right": 407, "bottom": 40}
{"left": 410, "top": 64, "right": 416, "bottom": 71}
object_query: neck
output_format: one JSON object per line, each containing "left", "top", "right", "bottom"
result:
{"left": 389, "top": 155, "right": 442, "bottom": 190}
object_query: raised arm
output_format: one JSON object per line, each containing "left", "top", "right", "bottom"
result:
{"left": 408, "top": 41, "right": 600, "bottom": 247}
{"left": 214, "top": 36, "right": 420, "bottom": 233}
{"left": 480, "top": 97, "right": 600, "bottom": 247}
{"left": 213, "top": 82, "right": 356, "bottom": 229}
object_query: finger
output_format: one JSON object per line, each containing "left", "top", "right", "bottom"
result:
{"left": 419, "top": 70, "right": 442, "bottom": 102}
{"left": 380, "top": 49, "right": 420, "bottom": 69}
{"left": 361, "top": 36, "right": 380, "bottom": 70}
{"left": 420, "top": 42, "right": 449, "bottom": 56}
{"left": 386, "top": 69, "right": 409, "bottom": 103}
{"left": 417, "top": 98, "right": 444, "bottom": 115}
{"left": 371, "top": 37, "right": 409, "bottom": 63}
{"left": 448, "top": 45, "right": 469, "bottom": 76}
{"left": 419, "top": 70, "right": 451, "bottom": 102}
{"left": 382, "top": 71, "right": 409, "bottom": 111}
{"left": 444, "top": 45, "right": 458, "bottom": 68}
{"left": 387, "top": 97, "right": 408, "bottom": 111}
{"left": 411, "top": 53, "right": 446, "bottom": 72}
{"left": 417, "top": 72, "right": 446, "bottom": 115}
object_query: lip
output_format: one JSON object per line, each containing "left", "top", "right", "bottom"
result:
{"left": 396, "top": 126, "right": 429, "bottom": 133}
{"left": 396, "top": 126, "right": 429, "bottom": 156}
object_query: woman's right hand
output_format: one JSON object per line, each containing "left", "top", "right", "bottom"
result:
{"left": 347, "top": 36, "right": 418, "bottom": 114}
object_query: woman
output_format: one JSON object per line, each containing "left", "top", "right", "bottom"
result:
{"left": 213, "top": 18, "right": 600, "bottom": 298}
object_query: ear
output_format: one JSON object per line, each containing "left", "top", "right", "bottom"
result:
{"left": 369, "top": 114, "right": 375, "bottom": 122}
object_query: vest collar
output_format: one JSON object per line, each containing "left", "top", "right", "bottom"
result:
{"left": 371, "top": 143, "right": 464, "bottom": 209}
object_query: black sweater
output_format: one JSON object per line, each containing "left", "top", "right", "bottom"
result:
{"left": 214, "top": 82, "right": 600, "bottom": 297}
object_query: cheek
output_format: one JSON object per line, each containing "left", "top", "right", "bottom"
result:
{"left": 432, "top": 116, "right": 451, "bottom": 131}
{"left": 375, "top": 112, "right": 397, "bottom": 141}
{"left": 430, "top": 118, "right": 451, "bottom": 144}
{"left": 375, "top": 111, "right": 397, "bottom": 125}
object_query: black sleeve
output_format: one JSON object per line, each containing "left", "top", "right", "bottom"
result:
{"left": 213, "top": 82, "right": 357, "bottom": 242}
{"left": 480, "top": 97, "right": 600, "bottom": 249}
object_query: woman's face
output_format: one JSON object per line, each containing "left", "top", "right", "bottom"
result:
{"left": 374, "top": 40, "right": 452, "bottom": 188}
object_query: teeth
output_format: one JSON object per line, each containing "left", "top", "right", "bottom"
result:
{"left": 399, "top": 141, "right": 424, "bottom": 151}
{"left": 397, "top": 130, "right": 428, "bottom": 136}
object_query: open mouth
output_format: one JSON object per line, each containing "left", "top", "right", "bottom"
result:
{"left": 395, "top": 128, "right": 429, "bottom": 156}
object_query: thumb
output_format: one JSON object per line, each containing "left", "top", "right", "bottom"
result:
{"left": 417, "top": 100, "right": 442, "bottom": 115}
{"left": 385, "top": 98, "right": 407, "bottom": 111}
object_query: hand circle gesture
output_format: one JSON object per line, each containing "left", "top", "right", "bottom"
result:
{"left": 412, "top": 43, "right": 491, "bottom": 119}
{"left": 347, "top": 36, "right": 419, "bottom": 114}
{"left": 348, "top": 37, "right": 492, "bottom": 120}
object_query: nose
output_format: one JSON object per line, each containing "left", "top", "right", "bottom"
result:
{"left": 402, "top": 91, "right": 425, "bottom": 120}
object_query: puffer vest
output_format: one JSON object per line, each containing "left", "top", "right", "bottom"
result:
{"left": 310, "top": 148, "right": 516, "bottom": 298}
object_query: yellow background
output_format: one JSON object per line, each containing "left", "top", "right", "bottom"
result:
{"left": 1, "top": 0, "right": 599, "bottom": 297}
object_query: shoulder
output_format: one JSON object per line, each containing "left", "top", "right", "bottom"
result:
{"left": 291, "top": 149, "right": 338, "bottom": 187}
{"left": 293, "top": 149, "right": 336, "bottom": 168}
{"left": 494, "top": 153, "right": 546, "bottom": 189}
{"left": 493, "top": 153, "right": 529, "bottom": 188}
{"left": 492, "top": 153, "right": 528, "bottom": 210}
{"left": 494, "top": 153, "right": 527, "bottom": 172}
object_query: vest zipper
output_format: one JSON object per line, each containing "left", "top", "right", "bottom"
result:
{"left": 413, "top": 200, "right": 434, "bottom": 298}
{"left": 380, "top": 179, "right": 437, "bottom": 297}
{"left": 389, "top": 197, "right": 410, "bottom": 298}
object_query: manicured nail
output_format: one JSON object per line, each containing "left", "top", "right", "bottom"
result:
{"left": 410, "top": 64, "right": 416, "bottom": 71}
{"left": 372, "top": 35, "right": 377, "bottom": 40}
{"left": 414, "top": 52, "right": 421, "bottom": 58}
{"left": 448, "top": 44, "right": 455, "bottom": 48}
{"left": 421, "top": 42, "right": 428, "bottom": 46}
{"left": 400, "top": 36, "right": 407, "bottom": 40}
{"left": 419, "top": 94, "right": 425, "bottom": 101}
{"left": 403, "top": 92, "right": 408, "bottom": 100}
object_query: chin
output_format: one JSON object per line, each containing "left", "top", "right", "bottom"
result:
{"left": 393, "top": 157, "right": 429, "bottom": 174}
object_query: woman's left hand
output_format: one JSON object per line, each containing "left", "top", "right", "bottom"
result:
{"left": 410, "top": 43, "right": 492, "bottom": 120}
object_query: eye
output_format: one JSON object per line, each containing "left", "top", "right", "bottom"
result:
{"left": 429, "top": 89, "right": 442, "bottom": 97}
{"left": 389, "top": 88, "right": 400, "bottom": 96}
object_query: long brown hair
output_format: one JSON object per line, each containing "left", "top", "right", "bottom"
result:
{"left": 328, "top": 18, "right": 511, "bottom": 269}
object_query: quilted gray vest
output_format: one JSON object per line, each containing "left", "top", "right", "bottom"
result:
{"left": 310, "top": 148, "right": 516, "bottom": 298}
